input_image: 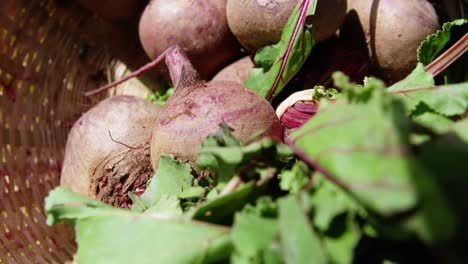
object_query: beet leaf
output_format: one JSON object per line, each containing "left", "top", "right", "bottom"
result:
{"left": 452, "top": 118, "right": 468, "bottom": 141}
{"left": 139, "top": 155, "right": 194, "bottom": 214}
{"left": 45, "top": 187, "right": 231, "bottom": 264}
{"left": 289, "top": 80, "right": 456, "bottom": 242}
{"left": 308, "top": 175, "right": 363, "bottom": 264}
{"left": 278, "top": 195, "right": 328, "bottom": 263}
{"left": 389, "top": 64, "right": 468, "bottom": 117}
{"left": 230, "top": 206, "right": 279, "bottom": 260}
{"left": 417, "top": 19, "right": 468, "bottom": 84}
{"left": 244, "top": 0, "right": 317, "bottom": 101}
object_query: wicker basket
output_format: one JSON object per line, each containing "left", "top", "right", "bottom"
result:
{"left": 0, "top": 1, "right": 153, "bottom": 262}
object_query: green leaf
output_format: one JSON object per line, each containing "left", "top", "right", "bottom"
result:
{"left": 411, "top": 110, "right": 455, "bottom": 134}
{"left": 197, "top": 125, "right": 289, "bottom": 184}
{"left": 452, "top": 118, "right": 468, "bottom": 142}
{"left": 145, "top": 195, "right": 183, "bottom": 216}
{"left": 244, "top": 0, "right": 317, "bottom": 101}
{"left": 46, "top": 188, "right": 232, "bottom": 264}
{"left": 231, "top": 213, "right": 278, "bottom": 258}
{"left": 190, "top": 183, "right": 255, "bottom": 223}
{"left": 417, "top": 19, "right": 468, "bottom": 84}
{"left": 410, "top": 133, "right": 432, "bottom": 146}
{"left": 128, "top": 192, "right": 147, "bottom": 212}
{"left": 242, "top": 196, "right": 279, "bottom": 218}
{"left": 75, "top": 215, "right": 231, "bottom": 264}
{"left": 279, "top": 160, "right": 311, "bottom": 193}
{"left": 197, "top": 125, "right": 243, "bottom": 183}
{"left": 254, "top": 45, "right": 281, "bottom": 71}
{"left": 308, "top": 174, "right": 364, "bottom": 232}
{"left": 388, "top": 65, "right": 467, "bottom": 132}
{"left": 278, "top": 195, "right": 327, "bottom": 264}
{"left": 146, "top": 87, "right": 174, "bottom": 106}
{"left": 178, "top": 186, "right": 206, "bottom": 199}
{"left": 323, "top": 213, "right": 361, "bottom": 264}
{"left": 289, "top": 84, "right": 455, "bottom": 241}
{"left": 388, "top": 64, "right": 435, "bottom": 95}
{"left": 140, "top": 155, "right": 193, "bottom": 209}
{"left": 262, "top": 248, "right": 283, "bottom": 264}
{"left": 277, "top": 140, "right": 295, "bottom": 154}
{"left": 291, "top": 86, "right": 418, "bottom": 216}
{"left": 199, "top": 146, "right": 243, "bottom": 164}
{"left": 418, "top": 19, "right": 467, "bottom": 65}
{"left": 45, "top": 187, "right": 117, "bottom": 226}
{"left": 231, "top": 249, "right": 283, "bottom": 264}
{"left": 197, "top": 150, "right": 237, "bottom": 184}
{"left": 416, "top": 132, "right": 468, "bottom": 240}
{"left": 390, "top": 80, "right": 468, "bottom": 117}
{"left": 217, "top": 122, "right": 243, "bottom": 147}
{"left": 307, "top": 176, "right": 362, "bottom": 264}
{"left": 230, "top": 198, "right": 282, "bottom": 264}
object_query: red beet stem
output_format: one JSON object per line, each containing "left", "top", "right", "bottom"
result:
{"left": 266, "top": 0, "right": 314, "bottom": 101}
{"left": 293, "top": 101, "right": 318, "bottom": 114}
{"left": 165, "top": 46, "right": 200, "bottom": 90}
{"left": 425, "top": 33, "right": 468, "bottom": 77}
{"left": 84, "top": 47, "right": 173, "bottom": 96}
{"left": 85, "top": 45, "right": 200, "bottom": 96}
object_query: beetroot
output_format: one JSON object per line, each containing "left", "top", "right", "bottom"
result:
{"left": 226, "top": 0, "right": 298, "bottom": 52}
{"left": 150, "top": 46, "right": 282, "bottom": 170}
{"left": 212, "top": 56, "right": 255, "bottom": 84}
{"left": 342, "top": 0, "right": 440, "bottom": 83}
{"left": 226, "top": 0, "right": 347, "bottom": 52}
{"left": 84, "top": 46, "right": 282, "bottom": 171}
{"left": 60, "top": 96, "right": 161, "bottom": 206}
{"left": 138, "top": 0, "right": 241, "bottom": 79}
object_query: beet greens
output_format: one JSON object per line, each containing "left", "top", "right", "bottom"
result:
{"left": 47, "top": 2, "right": 468, "bottom": 263}
{"left": 244, "top": 0, "right": 318, "bottom": 101}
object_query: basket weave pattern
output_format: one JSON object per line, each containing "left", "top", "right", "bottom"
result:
{"left": 0, "top": 0, "right": 125, "bottom": 262}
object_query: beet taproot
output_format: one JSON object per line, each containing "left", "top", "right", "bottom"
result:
{"left": 226, "top": 0, "right": 347, "bottom": 52}
{"left": 150, "top": 46, "right": 282, "bottom": 170}
{"left": 342, "top": 0, "right": 440, "bottom": 83}
{"left": 138, "top": 0, "right": 240, "bottom": 79}
{"left": 60, "top": 95, "right": 161, "bottom": 206}
{"left": 212, "top": 56, "right": 255, "bottom": 84}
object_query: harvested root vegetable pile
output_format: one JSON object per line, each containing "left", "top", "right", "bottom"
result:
{"left": 47, "top": 0, "right": 468, "bottom": 263}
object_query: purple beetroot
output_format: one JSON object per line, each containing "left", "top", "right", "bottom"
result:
{"left": 150, "top": 46, "right": 282, "bottom": 170}
{"left": 60, "top": 96, "right": 161, "bottom": 206}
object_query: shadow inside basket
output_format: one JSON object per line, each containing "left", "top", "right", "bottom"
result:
{"left": 0, "top": 0, "right": 152, "bottom": 262}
